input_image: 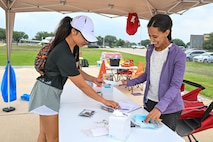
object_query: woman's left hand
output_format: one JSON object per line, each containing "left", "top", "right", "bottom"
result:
{"left": 144, "top": 108, "right": 162, "bottom": 123}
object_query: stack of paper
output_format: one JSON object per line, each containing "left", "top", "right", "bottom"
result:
{"left": 118, "top": 101, "right": 141, "bottom": 113}
{"left": 101, "top": 101, "right": 141, "bottom": 113}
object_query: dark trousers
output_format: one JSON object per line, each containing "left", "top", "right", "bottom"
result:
{"left": 144, "top": 99, "right": 182, "bottom": 131}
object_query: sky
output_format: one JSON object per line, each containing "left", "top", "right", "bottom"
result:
{"left": 0, "top": 3, "right": 213, "bottom": 44}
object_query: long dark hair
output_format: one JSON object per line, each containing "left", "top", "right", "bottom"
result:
{"left": 147, "top": 14, "right": 173, "bottom": 40}
{"left": 50, "top": 16, "right": 73, "bottom": 48}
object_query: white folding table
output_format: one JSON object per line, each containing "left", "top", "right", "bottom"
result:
{"left": 105, "top": 64, "right": 138, "bottom": 81}
{"left": 59, "top": 84, "right": 185, "bottom": 142}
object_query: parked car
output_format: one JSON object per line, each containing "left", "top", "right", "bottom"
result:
{"left": 179, "top": 46, "right": 186, "bottom": 51}
{"left": 185, "top": 50, "right": 206, "bottom": 61}
{"left": 87, "top": 44, "right": 99, "bottom": 48}
{"left": 193, "top": 52, "right": 213, "bottom": 63}
{"left": 132, "top": 45, "right": 145, "bottom": 49}
{"left": 207, "top": 56, "right": 213, "bottom": 63}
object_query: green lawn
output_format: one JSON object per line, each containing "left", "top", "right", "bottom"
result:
{"left": 184, "top": 62, "right": 213, "bottom": 99}
{"left": 0, "top": 45, "right": 213, "bottom": 99}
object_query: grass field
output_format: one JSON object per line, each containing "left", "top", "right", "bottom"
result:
{"left": 0, "top": 45, "right": 213, "bottom": 99}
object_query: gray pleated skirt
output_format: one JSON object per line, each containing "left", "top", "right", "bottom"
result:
{"left": 28, "top": 80, "right": 62, "bottom": 115}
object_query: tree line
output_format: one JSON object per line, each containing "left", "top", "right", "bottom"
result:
{"left": 0, "top": 28, "right": 212, "bottom": 50}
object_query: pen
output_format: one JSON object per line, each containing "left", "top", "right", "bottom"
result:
{"left": 127, "top": 107, "right": 141, "bottom": 113}
{"left": 118, "top": 108, "right": 129, "bottom": 110}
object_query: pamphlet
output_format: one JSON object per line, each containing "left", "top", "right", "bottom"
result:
{"left": 79, "top": 109, "right": 95, "bottom": 117}
{"left": 100, "top": 101, "right": 141, "bottom": 113}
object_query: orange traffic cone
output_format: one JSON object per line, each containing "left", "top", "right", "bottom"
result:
{"left": 97, "top": 60, "right": 106, "bottom": 78}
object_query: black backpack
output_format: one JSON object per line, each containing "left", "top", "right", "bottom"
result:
{"left": 81, "top": 59, "right": 89, "bottom": 67}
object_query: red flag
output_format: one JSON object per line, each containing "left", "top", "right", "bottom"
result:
{"left": 126, "top": 13, "right": 139, "bottom": 35}
{"left": 97, "top": 60, "right": 106, "bottom": 78}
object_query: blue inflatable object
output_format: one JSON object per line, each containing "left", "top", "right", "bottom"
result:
{"left": 21, "top": 94, "right": 30, "bottom": 101}
{"left": 131, "top": 115, "right": 162, "bottom": 129}
{"left": 1, "top": 63, "right": 17, "bottom": 102}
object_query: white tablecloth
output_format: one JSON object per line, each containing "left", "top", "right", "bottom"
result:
{"left": 59, "top": 84, "right": 185, "bottom": 142}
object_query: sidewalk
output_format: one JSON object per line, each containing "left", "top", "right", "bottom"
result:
{"left": 0, "top": 66, "right": 212, "bottom": 142}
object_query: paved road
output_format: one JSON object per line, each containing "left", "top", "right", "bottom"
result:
{"left": 99, "top": 48, "right": 147, "bottom": 56}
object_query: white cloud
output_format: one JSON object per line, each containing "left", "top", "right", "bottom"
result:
{"left": 0, "top": 3, "right": 213, "bottom": 44}
{"left": 171, "top": 4, "right": 213, "bottom": 43}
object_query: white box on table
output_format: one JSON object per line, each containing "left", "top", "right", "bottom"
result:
{"left": 101, "top": 84, "right": 113, "bottom": 96}
{"left": 108, "top": 112, "right": 131, "bottom": 141}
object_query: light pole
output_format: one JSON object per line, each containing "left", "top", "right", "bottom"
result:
{"left": 103, "top": 37, "right": 105, "bottom": 48}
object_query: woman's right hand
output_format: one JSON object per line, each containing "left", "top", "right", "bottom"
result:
{"left": 103, "top": 99, "right": 120, "bottom": 109}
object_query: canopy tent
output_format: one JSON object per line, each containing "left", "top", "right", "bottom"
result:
{"left": 1, "top": 0, "right": 213, "bottom": 61}
{"left": 1, "top": 0, "right": 213, "bottom": 19}
{"left": 0, "top": 0, "right": 213, "bottom": 110}
{"left": 1, "top": 0, "right": 213, "bottom": 57}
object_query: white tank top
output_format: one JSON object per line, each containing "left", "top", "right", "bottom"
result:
{"left": 147, "top": 44, "right": 171, "bottom": 102}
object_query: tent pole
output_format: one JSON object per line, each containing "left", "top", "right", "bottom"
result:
{"left": 2, "top": 8, "right": 16, "bottom": 112}
{"left": 2, "top": 62, "right": 15, "bottom": 112}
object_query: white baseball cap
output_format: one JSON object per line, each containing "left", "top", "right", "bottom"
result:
{"left": 71, "top": 15, "right": 98, "bottom": 42}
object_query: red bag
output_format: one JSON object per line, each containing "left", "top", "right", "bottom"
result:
{"left": 126, "top": 13, "right": 139, "bottom": 35}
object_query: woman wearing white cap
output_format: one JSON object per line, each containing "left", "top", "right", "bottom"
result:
{"left": 29, "top": 15, "right": 120, "bottom": 142}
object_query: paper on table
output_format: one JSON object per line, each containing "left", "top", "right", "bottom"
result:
{"left": 118, "top": 101, "right": 141, "bottom": 113}
{"left": 104, "top": 80, "right": 122, "bottom": 86}
{"left": 90, "top": 127, "right": 108, "bottom": 136}
{"left": 101, "top": 101, "right": 141, "bottom": 113}
{"left": 82, "top": 127, "right": 108, "bottom": 137}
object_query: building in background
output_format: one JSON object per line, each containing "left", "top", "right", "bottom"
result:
{"left": 190, "top": 35, "right": 204, "bottom": 49}
{"left": 203, "top": 34, "right": 210, "bottom": 41}
{"left": 190, "top": 33, "right": 210, "bottom": 49}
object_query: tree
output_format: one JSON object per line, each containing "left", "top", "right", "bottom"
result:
{"left": 173, "top": 39, "right": 185, "bottom": 47}
{"left": 34, "top": 31, "right": 54, "bottom": 40}
{"left": 140, "top": 39, "right": 150, "bottom": 47}
{"left": 13, "top": 31, "right": 28, "bottom": 45}
{"left": 115, "top": 39, "right": 125, "bottom": 47}
{"left": 0, "top": 28, "right": 6, "bottom": 41}
{"left": 0, "top": 28, "right": 29, "bottom": 45}
{"left": 203, "top": 32, "right": 213, "bottom": 50}
{"left": 96, "top": 36, "right": 103, "bottom": 46}
{"left": 186, "top": 42, "right": 190, "bottom": 48}
{"left": 104, "top": 35, "right": 117, "bottom": 47}
{"left": 22, "top": 34, "right": 28, "bottom": 39}
{"left": 121, "top": 41, "right": 132, "bottom": 48}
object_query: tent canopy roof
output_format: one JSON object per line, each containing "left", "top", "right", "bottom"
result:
{"left": 1, "top": 0, "right": 213, "bottom": 19}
